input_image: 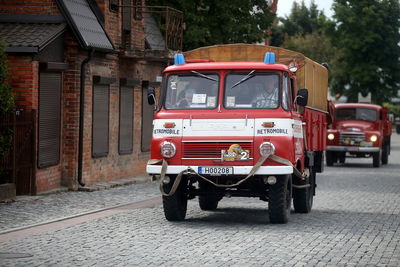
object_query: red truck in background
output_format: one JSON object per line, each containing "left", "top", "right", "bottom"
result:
{"left": 326, "top": 102, "right": 392, "bottom": 167}
{"left": 147, "top": 44, "right": 328, "bottom": 224}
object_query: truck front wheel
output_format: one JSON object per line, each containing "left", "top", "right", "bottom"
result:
{"left": 373, "top": 150, "right": 381, "bottom": 168}
{"left": 293, "top": 170, "right": 315, "bottom": 213}
{"left": 382, "top": 144, "right": 389, "bottom": 165}
{"left": 162, "top": 175, "right": 188, "bottom": 221}
{"left": 269, "top": 174, "right": 292, "bottom": 224}
{"left": 326, "top": 151, "right": 335, "bottom": 166}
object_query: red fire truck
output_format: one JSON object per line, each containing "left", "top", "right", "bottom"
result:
{"left": 147, "top": 44, "right": 328, "bottom": 223}
{"left": 326, "top": 102, "right": 392, "bottom": 167}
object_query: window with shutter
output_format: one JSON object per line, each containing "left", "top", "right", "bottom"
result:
{"left": 141, "top": 82, "right": 154, "bottom": 152}
{"left": 119, "top": 86, "right": 134, "bottom": 154}
{"left": 92, "top": 84, "right": 110, "bottom": 157}
{"left": 38, "top": 72, "right": 61, "bottom": 168}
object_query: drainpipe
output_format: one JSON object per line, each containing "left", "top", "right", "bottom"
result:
{"left": 77, "top": 49, "right": 94, "bottom": 187}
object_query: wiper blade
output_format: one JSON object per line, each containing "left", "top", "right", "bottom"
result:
{"left": 231, "top": 70, "right": 256, "bottom": 89}
{"left": 190, "top": 70, "right": 217, "bottom": 81}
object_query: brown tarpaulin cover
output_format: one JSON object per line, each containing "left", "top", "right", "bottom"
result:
{"left": 183, "top": 44, "right": 328, "bottom": 111}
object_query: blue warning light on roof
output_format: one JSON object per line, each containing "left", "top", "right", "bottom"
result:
{"left": 174, "top": 53, "right": 186, "bottom": 65}
{"left": 264, "top": 52, "right": 276, "bottom": 64}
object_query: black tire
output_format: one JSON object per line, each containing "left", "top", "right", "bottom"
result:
{"left": 293, "top": 170, "right": 315, "bottom": 213}
{"left": 199, "top": 196, "right": 219, "bottom": 210}
{"left": 373, "top": 150, "right": 381, "bottom": 168}
{"left": 162, "top": 175, "right": 188, "bottom": 221}
{"left": 382, "top": 144, "right": 389, "bottom": 165}
{"left": 198, "top": 182, "right": 220, "bottom": 211}
{"left": 326, "top": 151, "right": 334, "bottom": 166}
{"left": 269, "top": 174, "right": 292, "bottom": 224}
{"left": 338, "top": 152, "right": 346, "bottom": 164}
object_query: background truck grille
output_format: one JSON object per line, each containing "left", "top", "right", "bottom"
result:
{"left": 182, "top": 142, "right": 253, "bottom": 159}
{"left": 340, "top": 132, "right": 365, "bottom": 146}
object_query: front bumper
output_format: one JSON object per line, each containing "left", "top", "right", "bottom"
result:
{"left": 326, "top": 146, "right": 379, "bottom": 152}
{"left": 146, "top": 165, "right": 293, "bottom": 175}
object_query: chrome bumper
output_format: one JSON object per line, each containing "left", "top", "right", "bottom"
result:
{"left": 326, "top": 146, "right": 380, "bottom": 152}
{"left": 146, "top": 165, "right": 293, "bottom": 175}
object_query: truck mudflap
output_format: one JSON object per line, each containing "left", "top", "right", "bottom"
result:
{"left": 148, "top": 153, "right": 310, "bottom": 197}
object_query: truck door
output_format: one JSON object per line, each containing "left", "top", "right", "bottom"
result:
{"left": 288, "top": 76, "right": 304, "bottom": 162}
{"left": 328, "top": 100, "right": 335, "bottom": 128}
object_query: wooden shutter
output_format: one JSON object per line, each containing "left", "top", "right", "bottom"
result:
{"left": 141, "top": 83, "right": 154, "bottom": 152}
{"left": 119, "top": 86, "right": 134, "bottom": 154}
{"left": 38, "top": 72, "right": 61, "bottom": 168}
{"left": 92, "top": 84, "right": 109, "bottom": 157}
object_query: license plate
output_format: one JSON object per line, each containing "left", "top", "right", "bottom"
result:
{"left": 347, "top": 147, "right": 358, "bottom": 152}
{"left": 198, "top": 166, "right": 233, "bottom": 175}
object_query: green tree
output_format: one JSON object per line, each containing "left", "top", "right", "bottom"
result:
{"left": 0, "top": 39, "right": 14, "bottom": 161}
{"left": 331, "top": 0, "right": 400, "bottom": 104}
{"left": 281, "top": 30, "right": 340, "bottom": 87}
{"left": 147, "top": 0, "right": 276, "bottom": 51}
{"left": 270, "top": 0, "right": 330, "bottom": 47}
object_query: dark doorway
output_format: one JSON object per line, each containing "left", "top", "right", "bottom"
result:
{"left": 0, "top": 110, "right": 36, "bottom": 195}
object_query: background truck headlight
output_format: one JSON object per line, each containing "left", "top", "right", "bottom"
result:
{"left": 160, "top": 141, "right": 176, "bottom": 158}
{"left": 370, "top": 135, "right": 378, "bottom": 142}
{"left": 327, "top": 133, "right": 335, "bottom": 140}
{"left": 259, "top": 142, "right": 275, "bottom": 156}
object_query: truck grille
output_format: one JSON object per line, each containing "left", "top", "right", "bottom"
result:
{"left": 182, "top": 142, "right": 253, "bottom": 159}
{"left": 340, "top": 132, "right": 365, "bottom": 146}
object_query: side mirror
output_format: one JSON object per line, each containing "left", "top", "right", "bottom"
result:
{"left": 296, "top": 88, "right": 308, "bottom": 107}
{"left": 147, "top": 87, "right": 156, "bottom": 105}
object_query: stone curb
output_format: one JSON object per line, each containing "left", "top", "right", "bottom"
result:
{"left": 77, "top": 175, "right": 154, "bottom": 192}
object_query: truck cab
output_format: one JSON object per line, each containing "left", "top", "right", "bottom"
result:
{"left": 326, "top": 103, "right": 392, "bottom": 167}
{"left": 147, "top": 45, "right": 328, "bottom": 224}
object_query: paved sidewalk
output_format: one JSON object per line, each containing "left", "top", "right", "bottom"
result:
{"left": 0, "top": 175, "right": 160, "bottom": 232}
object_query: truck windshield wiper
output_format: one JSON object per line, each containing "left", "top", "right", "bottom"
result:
{"left": 231, "top": 70, "right": 256, "bottom": 89}
{"left": 190, "top": 70, "right": 217, "bottom": 81}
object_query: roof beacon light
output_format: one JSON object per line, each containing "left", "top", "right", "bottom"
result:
{"left": 264, "top": 52, "right": 275, "bottom": 64}
{"left": 174, "top": 53, "right": 186, "bottom": 65}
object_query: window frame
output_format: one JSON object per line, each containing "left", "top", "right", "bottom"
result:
{"left": 92, "top": 83, "right": 110, "bottom": 158}
{"left": 118, "top": 85, "right": 134, "bottom": 155}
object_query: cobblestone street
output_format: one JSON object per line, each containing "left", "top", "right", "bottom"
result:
{"left": 1, "top": 134, "right": 399, "bottom": 266}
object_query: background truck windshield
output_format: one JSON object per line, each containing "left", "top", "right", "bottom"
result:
{"left": 164, "top": 74, "right": 219, "bottom": 109}
{"left": 335, "top": 108, "right": 377, "bottom": 122}
{"left": 224, "top": 73, "right": 280, "bottom": 109}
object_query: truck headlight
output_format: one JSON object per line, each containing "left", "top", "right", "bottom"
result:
{"left": 160, "top": 141, "right": 176, "bottom": 158}
{"left": 370, "top": 135, "right": 378, "bottom": 142}
{"left": 259, "top": 142, "right": 275, "bottom": 156}
{"left": 327, "top": 133, "right": 335, "bottom": 140}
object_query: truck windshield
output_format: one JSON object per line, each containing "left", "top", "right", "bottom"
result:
{"left": 164, "top": 73, "right": 219, "bottom": 109}
{"left": 335, "top": 108, "right": 377, "bottom": 122}
{"left": 224, "top": 73, "right": 280, "bottom": 109}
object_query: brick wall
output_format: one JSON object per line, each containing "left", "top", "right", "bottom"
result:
{"left": 0, "top": 0, "right": 60, "bottom": 14}
{"left": 3, "top": 0, "right": 169, "bottom": 192}
{"left": 7, "top": 56, "right": 38, "bottom": 110}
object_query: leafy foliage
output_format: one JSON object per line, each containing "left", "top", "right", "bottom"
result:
{"left": 330, "top": 0, "right": 400, "bottom": 104}
{"left": 270, "top": 0, "right": 331, "bottom": 47}
{"left": 146, "top": 0, "right": 276, "bottom": 51}
{"left": 0, "top": 39, "right": 14, "bottom": 161}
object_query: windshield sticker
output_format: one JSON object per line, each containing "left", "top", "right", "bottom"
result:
{"left": 171, "top": 81, "right": 177, "bottom": 90}
{"left": 192, "top": 94, "right": 207, "bottom": 104}
{"left": 207, "top": 96, "right": 216, "bottom": 107}
{"left": 226, "top": 96, "right": 235, "bottom": 107}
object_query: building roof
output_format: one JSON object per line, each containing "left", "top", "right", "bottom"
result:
{"left": 0, "top": 22, "right": 66, "bottom": 53}
{"left": 145, "top": 9, "right": 165, "bottom": 50}
{"left": 56, "top": 0, "right": 114, "bottom": 52}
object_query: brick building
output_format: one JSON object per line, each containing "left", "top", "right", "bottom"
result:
{"left": 0, "top": 0, "right": 182, "bottom": 194}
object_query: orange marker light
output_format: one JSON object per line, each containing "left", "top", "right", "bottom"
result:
{"left": 164, "top": 122, "right": 176, "bottom": 128}
{"left": 262, "top": 122, "right": 275, "bottom": 128}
